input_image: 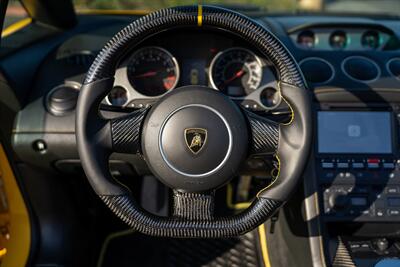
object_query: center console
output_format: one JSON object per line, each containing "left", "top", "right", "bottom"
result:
{"left": 316, "top": 109, "right": 400, "bottom": 222}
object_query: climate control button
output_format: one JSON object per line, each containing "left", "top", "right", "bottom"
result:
{"left": 337, "top": 162, "right": 349, "bottom": 169}
{"left": 322, "top": 162, "right": 334, "bottom": 169}
{"left": 352, "top": 162, "right": 365, "bottom": 169}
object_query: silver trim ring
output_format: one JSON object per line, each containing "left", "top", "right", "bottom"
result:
{"left": 45, "top": 81, "right": 81, "bottom": 116}
{"left": 341, "top": 56, "right": 381, "bottom": 83}
{"left": 105, "top": 86, "right": 130, "bottom": 107}
{"left": 158, "top": 104, "right": 233, "bottom": 178}
{"left": 386, "top": 58, "right": 400, "bottom": 81}
{"left": 298, "top": 57, "right": 335, "bottom": 85}
{"left": 258, "top": 85, "right": 282, "bottom": 110}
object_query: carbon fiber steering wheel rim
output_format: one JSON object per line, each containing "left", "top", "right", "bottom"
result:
{"left": 76, "top": 5, "right": 312, "bottom": 238}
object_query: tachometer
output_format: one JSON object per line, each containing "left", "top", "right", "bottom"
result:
{"left": 209, "top": 48, "right": 263, "bottom": 96}
{"left": 127, "top": 47, "right": 179, "bottom": 96}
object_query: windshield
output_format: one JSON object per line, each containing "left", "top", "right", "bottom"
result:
{"left": 73, "top": 0, "right": 400, "bottom": 17}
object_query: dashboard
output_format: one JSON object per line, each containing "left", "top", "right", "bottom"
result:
{"left": 5, "top": 13, "right": 400, "bottom": 266}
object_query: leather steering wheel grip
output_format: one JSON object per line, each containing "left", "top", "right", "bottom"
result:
{"left": 76, "top": 5, "right": 311, "bottom": 238}
{"left": 258, "top": 82, "right": 312, "bottom": 201}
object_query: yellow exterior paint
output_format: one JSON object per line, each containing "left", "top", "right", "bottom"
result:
{"left": 1, "top": 17, "right": 32, "bottom": 38}
{"left": 0, "top": 248, "right": 6, "bottom": 258}
{"left": 258, "top": 223, "right": 272, "bottom": 267}
{"left": 0, "top": 145, "right": 31, "bottom": 267}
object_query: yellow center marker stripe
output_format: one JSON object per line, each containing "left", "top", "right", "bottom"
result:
{"left": 197, "top": 5, "right": 203, "bottom": 27}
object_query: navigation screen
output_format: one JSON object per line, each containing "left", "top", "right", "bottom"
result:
{"left": 318, "top": 111, "right": 392, "bottom": 154}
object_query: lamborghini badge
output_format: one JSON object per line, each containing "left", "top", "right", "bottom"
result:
{"left": 184, "top": 128, "right": 208, "bottom": 154}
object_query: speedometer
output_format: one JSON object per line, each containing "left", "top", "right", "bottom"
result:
{"left": 209, "top": 48, "right": 263, "bottom": 96}
{"left": 127, "top": 46, "right": 179, "bottom": 96}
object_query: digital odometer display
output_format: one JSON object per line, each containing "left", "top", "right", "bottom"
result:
{"left": 318, "top": 111, "right": 392, "bottom": 154}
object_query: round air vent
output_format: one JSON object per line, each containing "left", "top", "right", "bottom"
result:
{"left": 342, "top": 56, "right": 380, "bottom": 82}
{"left": 299, "top": 57, "right": 334, "bottom": 84}
{"left": 387, "top": 58, "right": 400, "bottom": 80}
{"left": 47, "top": 83, "right": 80, "bottom": 116}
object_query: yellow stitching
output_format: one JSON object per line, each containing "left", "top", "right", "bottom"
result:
{"left": 256, "top": 81, "right": 294, "bottom": 198}
{"left": 256, "top": 155, "right": 280, "bottom": 197}
{"left": 197, "top": 5, "right": 203, "bottom": 27}
{"left": 278, "top": 81, "right": 295, "bottom": 126}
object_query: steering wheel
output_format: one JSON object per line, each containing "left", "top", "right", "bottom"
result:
{"left": 76, "top": 5, "right": 312, "bottom": 238}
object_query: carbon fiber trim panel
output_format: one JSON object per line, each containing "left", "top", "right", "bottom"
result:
{"left": 332, "top": 237, "right": 356, "bottom": 267}
{"left": 166, "top": 231, "right": 260, "bottom": 267}
{"left": 100, "top": 194, "right": 282, "bottom": 238}
{"left": 84, "top": 6, "right": 305, "bottom": 89}
{"left": 110, "top": 108, "right": 149, "bottom": 153}
{"left": 173, "top": 190, "right": 215, "bottom": 220}
{"left": 246, "top": 110, "right": 279, "bottom": 155}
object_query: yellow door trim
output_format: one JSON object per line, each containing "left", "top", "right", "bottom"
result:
{"left": 2, "top": 17, "right": 32, "bottom": 38}
{"left": 0, "top": 144, "right": 31, "bottom": 267}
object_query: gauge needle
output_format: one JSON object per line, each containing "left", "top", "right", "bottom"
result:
{"left": 224, "top": 69, "right": 246, "bottom": 84}
{"left": 133, "top": 71, "right": 158, "bottom": 78}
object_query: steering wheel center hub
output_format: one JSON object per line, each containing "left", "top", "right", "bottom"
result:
{"left": 142, "top": 86, "right": 248, "bottom": 192}
{"left": 160, "top": 104, "right": 232, "bottom": 177}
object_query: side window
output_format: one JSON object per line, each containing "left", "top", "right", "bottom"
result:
{"left": 2, "top": 0, "right": 29, "bottom": 38}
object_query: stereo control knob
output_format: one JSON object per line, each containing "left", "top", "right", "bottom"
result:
{"left": 373, "top": 238, "right": 389, "bottom": 253}
{"left": 328, "top": 192, "right": 349, "bottom": 210}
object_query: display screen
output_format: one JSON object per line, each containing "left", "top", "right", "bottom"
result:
{"left": 181, "top": 59, "right": 206, "bottom": 86}
{"left": 318, "top": 111, "right": 392, "bottom": 154}
{"left": 388, "top": 197, "right": 400, "bottom": 207}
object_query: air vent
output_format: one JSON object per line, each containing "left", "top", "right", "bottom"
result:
{"left": 387, "top": 58, "right": 400, "bottom": 80}
{"left": 46, "top": 83, "right": 80, "bottom": 116}
{"left": 65, "top": 51, "right": 95, "bottom": 68}
{"left": 342, "top": 56, "right": 380, "bottom": 83}
{"left": 299, "top": 57, "right": 334, "bottom": 84}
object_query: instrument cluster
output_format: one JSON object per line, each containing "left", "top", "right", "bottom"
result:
{"left": 106, "top": 45, "right": 279, "bottom": 112}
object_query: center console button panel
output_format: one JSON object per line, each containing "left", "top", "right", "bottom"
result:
{"left": 319, "top": 156, "right": 400, "bottom": 222}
